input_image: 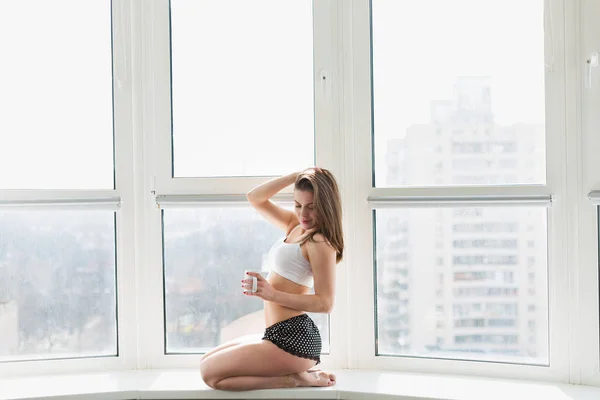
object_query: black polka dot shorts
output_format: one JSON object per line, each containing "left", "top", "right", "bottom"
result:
{"left": 262, "top": 314, "right": 322, "bottom": 365}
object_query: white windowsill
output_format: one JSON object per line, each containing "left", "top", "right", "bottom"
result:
{"left": 2, "top": 369, "right": 600, "bottom": 400}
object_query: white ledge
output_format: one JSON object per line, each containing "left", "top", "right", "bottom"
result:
{"left": 2, "top": 369, "right": 600, "bottom": 400}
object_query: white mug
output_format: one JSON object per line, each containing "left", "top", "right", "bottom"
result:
{"left": 244, "top": 269, "right": 260, "bottom": 293}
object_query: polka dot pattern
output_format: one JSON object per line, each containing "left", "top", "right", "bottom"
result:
{"left": 262, "top": 314, "right": 322, "bottom": 365}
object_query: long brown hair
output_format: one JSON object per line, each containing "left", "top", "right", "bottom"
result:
{"left": 295, "top": 167, "right": 344, "bottom": 263}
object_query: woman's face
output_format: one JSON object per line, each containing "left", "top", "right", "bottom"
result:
{"left": 294, "top": 189, "right": 318, "bottom": 230}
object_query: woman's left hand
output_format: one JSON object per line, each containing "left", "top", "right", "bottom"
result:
{"left": 242, "top": 272, "right": 277, "bottom": 301}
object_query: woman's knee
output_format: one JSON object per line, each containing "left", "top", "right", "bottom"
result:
{"left": 200, "top": 358, "right": 219, "bottom": 388}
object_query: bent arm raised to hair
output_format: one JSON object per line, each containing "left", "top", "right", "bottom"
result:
{"left": 246, "top": 172, "right": 299, "bottom": 232}
{"left": 246, "top": 172, "right": 298, "bottom": 204}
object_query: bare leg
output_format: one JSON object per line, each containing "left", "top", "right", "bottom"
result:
{"left": 200, "top": 334, "right": 262, "bottom": 361}
{"left": 214, "top": 370, "right": 333, "bottom": 391}
{"left": 200, "top": 340, "right": 330, "bottom": 391}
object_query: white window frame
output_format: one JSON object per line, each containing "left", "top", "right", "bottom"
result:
{"left": 140, "top": 0, "right": 347, "bottom": 370}
{"left": 0, "top": 0, "right": 136, "bottom": 377}
{"left": 3, "top": 0, "right": 600, "bottom": 388}
{"left": 343, "top": 0, "right": 578, "bottom": 382}
{"left": 579, "top": 0, "right": 600, "bottom": 387}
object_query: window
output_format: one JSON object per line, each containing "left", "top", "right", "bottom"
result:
{"left": 169, "top": 0, "right": 314, "bottom": 178}
{"left": 454, "top": 271, "right": 496, "bottom": 281}
{"left": 452, "top": 255, "right": 519, "bottom": 266}
{"left": 0, "top": 0, "right": 114, "bottom": 190}
{"left": 488, "top": 319, "right": 516, "bottom": 328}
{"left": 453, "top": 239, "right": 518, "bottom": 249}
{"left": 454, "top": 318, "right": 485, "bottom": 328}
{"left": 453, "top": 208, "right": 484, "bottom": 217}
{"left": 145, "top": 0, "right": 335, "bottom": 369}
{"left": 162, "top": 207, "right": 329, "bottom": 354}
{"left": 361, "top": 0, "right": 558, "bottom": 374}
{"left": 486, "top": 303, "right": 518, "bottom": 316}
{"left": 0, "top": 210, "right": 117, "bottom": 362}
{"left": 372, "top": 0, "right": 545, "bottom": 187}
{"left": 374, "top": 207, "right": 548, "bottom": 364}
{"left": 453, "top": 223, "right": 519, "bottom": 233}
{"left": 0, "top": 0, "right": 119, "bottom": 368}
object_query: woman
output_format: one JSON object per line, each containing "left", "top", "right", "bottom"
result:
{"left": 200, "top": 167, "right": 343, "bottom": 391}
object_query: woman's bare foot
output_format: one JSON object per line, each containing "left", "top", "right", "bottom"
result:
{"left": 290, "top": 370, "right": 335, "bottom": 387}
{"left": 307, "top": 368, "right": 336, "bottom": 385}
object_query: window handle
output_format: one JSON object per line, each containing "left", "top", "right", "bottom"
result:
{"left": 586, "top": 52, "right": 598, "bottom": 89}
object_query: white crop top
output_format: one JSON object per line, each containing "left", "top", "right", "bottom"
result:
{"left": 265, "top": 238, "right": 314, "bottom": 288}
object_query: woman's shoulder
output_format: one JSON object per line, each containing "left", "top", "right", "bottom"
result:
{"left": 311, "top": 232, "right": 327, "bottom": 243}
{"left": 307, "top": 233, "right": 335, "bottom": 252}
{"left": 305, "top": 233, "right": 337, "bottom": 267}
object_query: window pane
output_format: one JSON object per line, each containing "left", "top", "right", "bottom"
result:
{"left": 0, "top": 1, "right": 114, "bottom": 189}
{"left": 0, "top": 210, "right": 117, "bottom": 362}
{"left": 170, "top": 1, "right": 314, "bottom": 178}
{"left": 163, "top": 207, "right": 329, "bottom": 354}
{"left": 374, "top": 207, "right": 548, "bottom": 365}
{"left": 372, "top": 0, "right": 546, "bottom": 187}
